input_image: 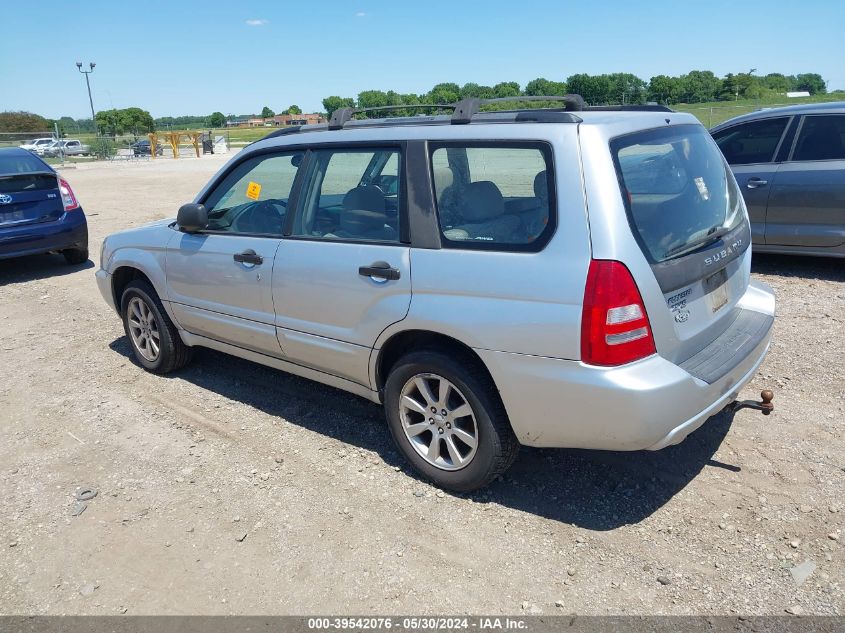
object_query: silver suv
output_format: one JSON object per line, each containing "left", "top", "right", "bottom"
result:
{"left": 96, "top": 96, "right": 776, "bottom": 491}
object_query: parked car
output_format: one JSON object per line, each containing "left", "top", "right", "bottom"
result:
{"left": 21, "top": 138, "right": 56, "bottom": 154}
{"left": 711, "top": 102, "right": 845, "bottom": 257}
{"left": 130, "top": 139, "right": 163, "bottom": 156}
{"left": 44, "top": 139, "right": 91, "bottom": 157}
{"left": 0, "top": 147, "right": 88, "bottom": 264}
{"left": 96, "top": 97, "right": 775, "bottom": 490}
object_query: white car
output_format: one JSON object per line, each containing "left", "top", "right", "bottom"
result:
{"left": 20, "top": 138, "right": 55, "bottom": 153}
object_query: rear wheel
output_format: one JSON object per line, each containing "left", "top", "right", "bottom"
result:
{"left": 384, "top": 350, "right": 519, "bottom": 492}
{"left": 120, "top": 279, "right": 192, "bottom": 374}
{"left": 62, "top": 247, "right": 88, "bottom": 265}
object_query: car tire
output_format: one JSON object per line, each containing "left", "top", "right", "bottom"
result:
{"left": 384, "top": 349, "right": 519, "bottom": 492}
{"left": 62, "top": 248, "right": 88, "bottom": 265}
{"left": 120, "top": 279, "right": 192, "bottom": 374}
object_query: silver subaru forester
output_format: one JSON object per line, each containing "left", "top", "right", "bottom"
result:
{"left": 96, "top": 96, "right": 775, "bottom": 491}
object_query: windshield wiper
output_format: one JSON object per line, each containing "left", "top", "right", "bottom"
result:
{"left": 664, "top": 225, "right": 732, "bottom": 260}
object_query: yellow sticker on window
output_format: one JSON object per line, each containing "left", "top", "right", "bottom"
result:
{"left": 246, "top": 181, "right": 261, "bottom": 200}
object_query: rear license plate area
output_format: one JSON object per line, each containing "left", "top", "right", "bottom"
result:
{"left": 0, "top": 209, "right": 25, "bottom": 224}
{"left": 704, "top": 268, "right": 728, "bottom": 313}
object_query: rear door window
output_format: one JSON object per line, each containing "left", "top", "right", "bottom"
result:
{"left": 292, "top": 147, "right": 402, "bottom": 243}
{"left": 612, "top": 124, "right": 746, "bottom": 263}
{"left": 712, "top": 117, "right": 789, "bottom": 165}
{"left": 791, "top": 115, "right": 845, "bottom": 161}
{"left": 429, "top": 143, "right": 554, "bottom": 251}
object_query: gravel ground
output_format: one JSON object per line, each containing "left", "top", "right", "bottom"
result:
{"left": 0, "top": 155, "right": 842, "bottom": 616}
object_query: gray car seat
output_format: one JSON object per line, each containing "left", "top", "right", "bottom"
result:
{"left": 453, "top": 181, "right": 521, "bottom": 243}
{"left": 327, "top": 185, "right": 396, "bottom": 241}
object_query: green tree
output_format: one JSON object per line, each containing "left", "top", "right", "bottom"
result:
{"left": 458, "top": 83, "right": 495, "bottom": 99}
{"left": 207, "top": 111, "right": 226, "bottom": 127}
{"left": 0, "top": 111, "right": 51, "bottom": 133}
{"left": 322, "top": 96, "right": 355, "bottom": 120}
{"left": 648, "top": 75, "right": 682, "bottom": 104}
{"left": 260, "top": 106, "right": 275, "bottom": 118}
{"left": 287, "top": 104, "right": 302, "bottom": 114}
{"left": 680, "top": 70, "right": 721, "bottom": 103}
{"left": 95, "top": 109, "right": 121, "bottom": 136}
{"left": 795, "top": 73, "right": 826, "bottom": 94}
{"left": 493, "top": 81, "right": 521, "bottom": 98}
{"left": 57, "top": 116, "right": 79, "bottom": 136}
{"left": 427, "top": 82, "right": 461, "bottom": 104}
{"left": 524, "top": 78, "right": 567, "bottom": 96}
{"left": 763, "top": 73, "right": 790, "bottom": 93}
{"left": 119, "top": 107, "right": 154, "bottom": 136}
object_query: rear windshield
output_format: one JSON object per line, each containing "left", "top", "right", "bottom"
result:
{"left": 0, "top": 152, "right": 55, "bottom": 192}
{"left": 611, "top": 124, "right": 745, "bottom": 263}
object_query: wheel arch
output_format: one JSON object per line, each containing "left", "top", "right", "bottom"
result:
{"left": 373, "top": 329, "right": 498, "bottom": 396}
{"left": 110, "top": 260, "right": 180, "bottom": 326}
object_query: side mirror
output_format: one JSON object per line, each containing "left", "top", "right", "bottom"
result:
{"left": 177, "top": 203, "right": 208, "bottom": 233}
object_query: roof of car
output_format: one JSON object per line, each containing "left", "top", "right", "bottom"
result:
{"left": 0, "top": 147, "right": 37, "bottom": 157}
{"left": 711, "top": 100, "right": 845, "bottom": 131}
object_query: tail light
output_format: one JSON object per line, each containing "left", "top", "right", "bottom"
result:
{"left": 581, "top": 259, "right": 656, "bottom": 366}
{"left": 59, "top": 177, "right": 80, "bottom": 211}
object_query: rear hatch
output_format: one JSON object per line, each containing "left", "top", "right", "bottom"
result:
{"left": 610, "top": 124, "right": 768, "bottom": 378}
{"left": 0, "top": 152, "right": 63, "bottom": 228}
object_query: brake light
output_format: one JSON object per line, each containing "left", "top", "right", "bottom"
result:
{"left": 581, "top": 259, "right": 656, "bottom": 366}
{"left": 59, "top": 177, "right": 80, "bottom": 211}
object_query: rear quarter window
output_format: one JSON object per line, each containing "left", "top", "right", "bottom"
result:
{"left": 429, "top": 143, "right": 554, "bottom": 252}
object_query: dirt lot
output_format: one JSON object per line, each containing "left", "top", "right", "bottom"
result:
{"left": 1, "top": 155, "right": 842, "bottom": 616}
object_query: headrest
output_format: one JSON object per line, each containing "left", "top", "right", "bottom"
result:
{"left": 433, "top": 167, "right": 454, "bottom": 193}
{"left": 343, "top": 185, "right": 385, "bottom": 213}
{"left": 342, "top": 186, "right": 387, "bottom": 235}
{"left": 461, "top": 181, "right": 504, "bottom": 222}
{"left": 533, "top": 170, "right": 548, "bottom": 200}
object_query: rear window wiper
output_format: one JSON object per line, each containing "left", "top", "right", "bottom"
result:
{"left": 664, "top": 225, "right": 732, "bottom": 260}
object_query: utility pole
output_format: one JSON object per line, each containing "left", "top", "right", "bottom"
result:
{"left": 76, "top": 62, "right": 97, "bottom": 135}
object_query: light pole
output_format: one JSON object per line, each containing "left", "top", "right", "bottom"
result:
{"left": 76, "top": 62, "right": 97, "bottom": 134}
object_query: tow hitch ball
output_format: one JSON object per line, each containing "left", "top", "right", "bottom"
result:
{"left": 729, "top": 390, "right": 774, "bottom": 415}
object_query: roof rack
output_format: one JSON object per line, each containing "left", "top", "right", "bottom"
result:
{"left": 329, "top": 104, "right": 454, "bottom": 130}
{"left": 451, "top": 95, "right": 586, "bottom": 124}
{"left": 262, "top": 94, "right": 674, "bottom": 139}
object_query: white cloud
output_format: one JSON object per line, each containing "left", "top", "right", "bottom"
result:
{"left": 245, "top": 19, "right": 268, "bottom": 26}
{"left": 355, "top": 11, "right": 366, "bottom": 17}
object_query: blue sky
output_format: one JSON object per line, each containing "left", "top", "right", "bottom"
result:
{"left": 2, "top": 0, "right": 843, "bottom": 119}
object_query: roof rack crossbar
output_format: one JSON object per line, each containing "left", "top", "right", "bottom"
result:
{"left": 451, "top": 94, "right": 586, "bottom": 124}
{"left": 328, "top": 104, "right": 454, "bottom": 130}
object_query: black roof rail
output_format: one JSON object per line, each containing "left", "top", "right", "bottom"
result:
{"left": 261, "top": 125, "right": 303, "bottom": 140}
{"left": 451, "top": 94, "right": 585, "bottom": 124}
{"left": 585, "top": 104, "right": 674, "bottom": 112}
{"left": 328, "top": 104, "right": 454, "bottom": 130}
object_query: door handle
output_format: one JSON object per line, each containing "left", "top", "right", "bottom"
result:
{"left": 746, "top": 177, "right": 768, "bottom": 189}
{"left": 233, "top": 249, "right": 263, "bottom": 265}
{"left": 358, "top": 261, "right": 400, "bottom": 281}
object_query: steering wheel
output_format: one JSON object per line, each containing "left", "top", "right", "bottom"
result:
{"left": 232, "top": 199, "right": 286, "bottom": 234}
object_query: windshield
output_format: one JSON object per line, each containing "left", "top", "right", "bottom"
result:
{"left": 611, "top": 124, "right": 745, "bottom": 263}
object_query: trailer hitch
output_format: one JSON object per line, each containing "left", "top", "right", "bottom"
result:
{"left": 729, "top": 390, "right": 774, "bottom": 415}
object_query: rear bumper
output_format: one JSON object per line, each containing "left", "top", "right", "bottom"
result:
{"left": 0, "top": 211, "right": 87, "bottom": 260}
{"left": 478, "top": 280, "right": 775, "bottom": 451}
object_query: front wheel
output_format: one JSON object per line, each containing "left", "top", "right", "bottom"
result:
{"left": 384, "top": 350, "right": 519, "bottom": 492}
{"left": 120, "top": 279, "right": 192, "bottom": 374}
